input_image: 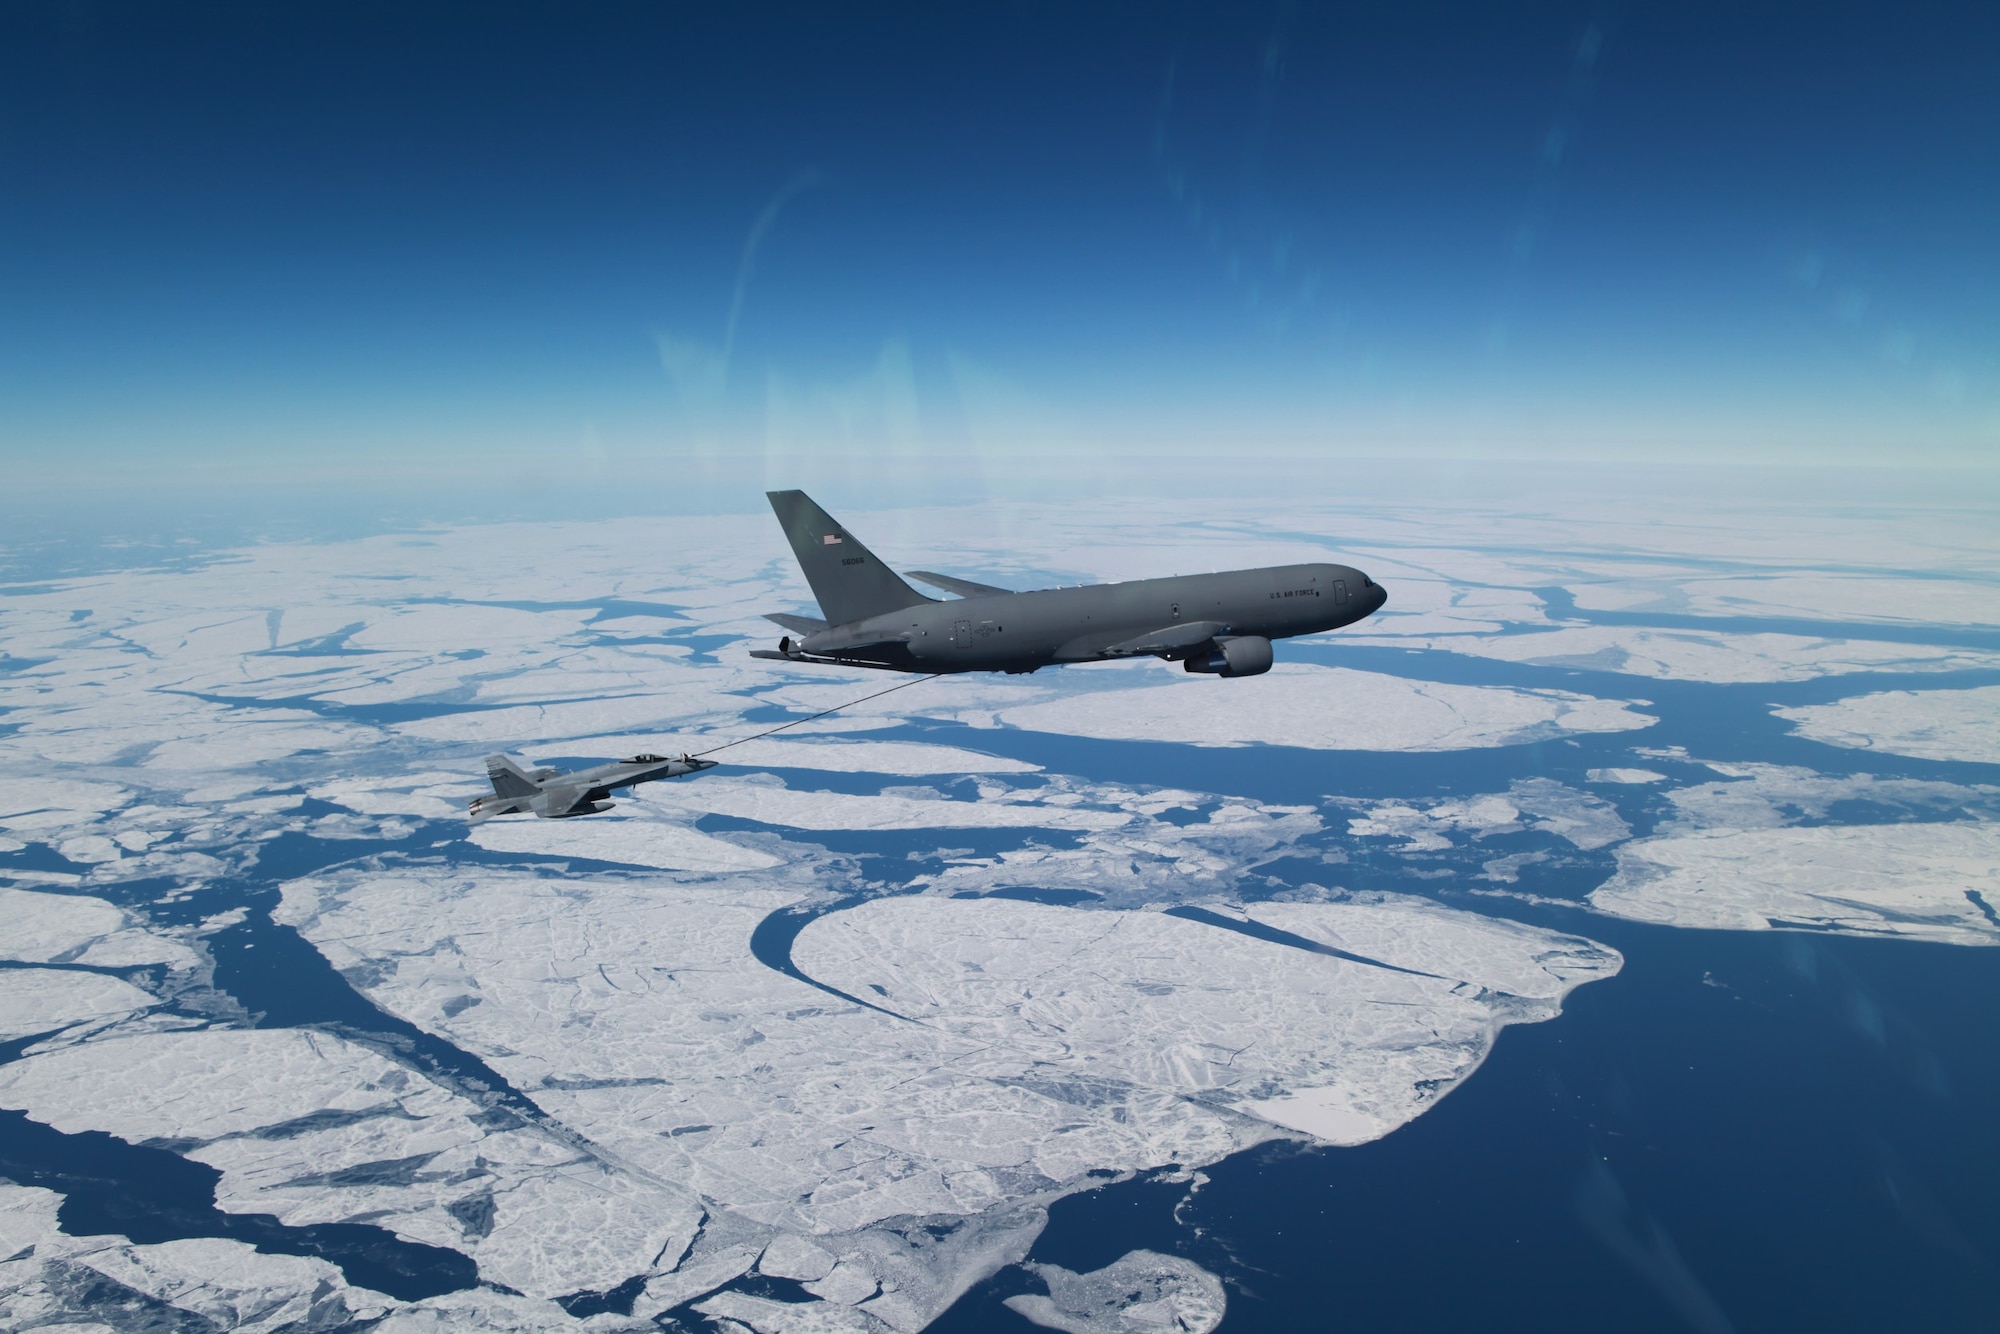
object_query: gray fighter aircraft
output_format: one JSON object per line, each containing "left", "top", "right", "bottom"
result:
{"left": 468, "top": 752, "right": 716, "bottom": 824}
{"left": 752, "top": 490, "right": 1387, "bottom": 676}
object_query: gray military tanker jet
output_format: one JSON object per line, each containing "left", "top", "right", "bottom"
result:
{"left": 752, "top": 490, "right": 1386, "bottom": 676}
{"left": 468, "top": 752, "right": 716, "bottom": 824}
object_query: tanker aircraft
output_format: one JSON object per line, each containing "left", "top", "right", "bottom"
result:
{"left": 752, "top": 490, "right": 1386, "bottom": 677}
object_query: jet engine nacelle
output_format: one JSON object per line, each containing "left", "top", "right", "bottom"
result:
{"left": 1184, "top": 635, "right": 1273, "bottom": 677}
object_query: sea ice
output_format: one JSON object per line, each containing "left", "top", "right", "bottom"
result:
{"left": 275, "top": 865, "right": 1617, "bottom": 1325}
{"left": 1574, "top": 572, "right": 2000, "bottom": 628}
{"left": 0, "top": 1027, "right": 705, "bottom": 1302}
{"left": 0, "top": 1183, "right": 396, "bottom": 1333}
{"left": 709, "top": 736, "right": 1040, "bottom": 776}
{"left": 643, "top": 773, "right": 1132, "bottom": 832}
{"left": 9, "top": 492, "right": 1991, "bottom": 1329}
{"left": 0, "top": 969, "right": 156, "bottom": 1042}
{"left": 392, "top": 690, "right": 746, "bottom": 746}
{"left": 1646, "top": 761, "right": 1987, "bottom": 835}
{"left": 0, "top": 777, "right": 131, "bottom": 833}
{"left": 1352, "top": 625, "right": 2000, "bottom": 683}
{"left": 939, "top": 664, "right": 1650, "bottom": 752}
{"left": 1005, "top": 1249, "right": 1226, "bottom": 1334}
{"left": 1343, "top": 780, "right": 1627, "bottom": 853}
{"left": 795, "top": 893, "right": 1620, "bottom": 1146}
{"left": 1589, "top": 822, "right": 2000, "bottom": 945}
{"left": 469, "top": 810, "right": 783, "bottom": 872}
{"left": 1774, "top": 685, "right": 2000, "bottom": 766}
{"left": 0, "top": 887, "right": 133, "bottom": 963}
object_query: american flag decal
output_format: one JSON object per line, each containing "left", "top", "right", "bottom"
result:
{"left": 822, "top": 533, "right": 843, "bottom": 545}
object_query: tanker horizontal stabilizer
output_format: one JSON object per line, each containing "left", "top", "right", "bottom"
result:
{"left": 907, "top": 571, "right": 1013, "bottom": 598}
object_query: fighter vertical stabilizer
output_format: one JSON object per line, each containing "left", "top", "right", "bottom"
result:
{"left": 766, "top": 490, "right": 934, "bottom": 626}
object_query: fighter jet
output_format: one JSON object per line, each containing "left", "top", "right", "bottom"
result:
{"left": 752, "top": 490, "right": 1387, "bottom": 677}
{"left": 468, "top": 752, "right": 716, "bottom": 824}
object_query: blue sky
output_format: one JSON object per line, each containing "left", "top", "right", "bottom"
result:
{"left": 2, "top": 2, "right": 1995, "bottom": 505}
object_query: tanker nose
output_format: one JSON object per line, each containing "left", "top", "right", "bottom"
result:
{"left": 1360, "top": 573, "right": 1388, "bottom": 614}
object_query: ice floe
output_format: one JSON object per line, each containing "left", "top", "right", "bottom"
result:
{"left": 0, "top": 1026, "right": 706, "bottom": 1303}
{"left": 714, "top": 736, "right": 1039, "bottom": 776}
{"left": 913, "top": 790, "right": 1324, "bottom": 905}
{"left": 270, "top": 865, "right": 1616, "bottom": 1324}
{"left": 0, "top": 887, "right": 196, "bottom": 970}
{"left": 0, "top": 887, "right": 127, "bottom": 961}
{"left": 1006, "top": 1249, "right": 1226, "bottom": 1334}
{"left": 1646, "top": 761, "right": 1989, "bottom": 835}
{"left": 644, "top": 773, "right": 1132, "bottom": 832}
{"left": 795, "top": 893, "right": 1619, "bottom": 1146}
{"left": 0, "top": 777, "right": 130, "bottom": 836}
{"left": 1574, "top": 572, "right": 2000, "bottom": 628}
{"left": 1775, "top": 684, "right": 2000, "bottom": 766}
{"left": 1588, "top": 767, "right": 1667, "bottom": 784}
{"left": 1354, "top": 626, "right": 2000, "bottom": 683}
{"left": 941, "top": 664, "right": 1650, "bottom": 751}
{"left": 1590, "top": 822, "right": 2000, "bottom": 945}
{"left": 0, "top": 969, "right": 156, "bottom": 1042}
{"left": 1342, "top": 779, "right": 1628, "bottom": 853}
{"left": 0, "top": 1182, "right": 396, "bottom": 1333}
{"left": 468, "top": 810, "right": 784, "bottom": 871}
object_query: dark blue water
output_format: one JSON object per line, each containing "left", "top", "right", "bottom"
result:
{"left": 933, "top": 921, "right": 2000, "bottom": 1331}
{"left": 0, "top": 826, "right": 540, "bottom": 1302}
{"left": 0, "top": 1108, "right": 477, "bottom": 1301}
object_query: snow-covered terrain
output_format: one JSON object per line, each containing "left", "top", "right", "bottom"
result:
{"left": 938, "top": 663, "right": 1653, "bottom": 751}
{"left": 1350, "top": 624, "right": 2000, "bottom": 683}
{"left": 3, "top": 491, "right": 1996, "bottom": 1329}
{"left": 1589, "top": 822, "right": 2000, "bottom": 945}
{"left": 1007, "top": 1249, "right": 1226, "bottom": 1333}
{"left": 1775, "top": 684, "right": 2000, "bottom": 766}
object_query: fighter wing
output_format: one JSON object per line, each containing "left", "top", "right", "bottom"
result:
{"left": 467, "top": 794, "right": 530, "bottom": 825}
{"left": 1069, "top": 621, "right": 1230, "bottom": 660}
{"left": 535, "top": 784, "right": 601, "bottom": 817}
{"left": 906, "top": 571, "right": 1012, "bottom": 599}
